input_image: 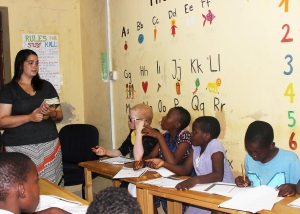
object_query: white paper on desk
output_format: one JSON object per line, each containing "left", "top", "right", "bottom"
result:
{"left": 142, "top": 177, "right": 183, "bottom": 188}
{"left": 100, "top": 156, "right": 134, "bottom": 164}
{"left": 189, "top": 182, "right": 244, "bottom": 197}
{"left": 189, "top": 183, "right": 214, "bottom": 192}
{"left": 113, "top": 166, "right": 148, "bottom": 178}
{"left": 62, "top": 205, "right": 89, "bottom": 214}
{"left": 218, "top": 185, "right": 278, "bottom": 213}
{"left": 288, "top": 197, "right": 300, "bottom": 208}
{"left": 36, "top": 195, "right": 81, "bottom": 212}
{"left": 148, "top": 167, "right": 174, "bottom": 177}
{"left": 204, "top": 182, "right": 251, "bottom": 197}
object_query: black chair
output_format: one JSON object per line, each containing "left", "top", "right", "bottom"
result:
{"left": 0, "top": 131, "right": 3, "bottom": 152}
{"left": 59, "top": 124, "right": 99, "bottom": 199}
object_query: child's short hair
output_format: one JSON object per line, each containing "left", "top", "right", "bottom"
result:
{"left": 245, "top": 120, "right": 274, "bottom": 147}
{"left": 0, "top": 152, "right": 33, "bottom": 201}
{"left": 173, "top": 106, "right": 191, "bottom": 130}
{"left": 86, "top": 187, "right": 142, "bottom": 214}
{"left": 194, "top": 116, "right": 221, "bottom": 139}
{"left": 131, "top": 103, "right": 153, "bottom": 122}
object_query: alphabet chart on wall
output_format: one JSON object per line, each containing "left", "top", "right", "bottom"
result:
{"left": 107, "top": 0, "right": 300, "bottom": 174}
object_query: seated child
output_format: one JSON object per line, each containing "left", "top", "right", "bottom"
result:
{"left": 146, "top": 116, "right": 234, "bottom": 214}
{"left": 0, "top": 152, "right": 69, "bottom": 214}
{"left": 235, "top": 120, "right": 300, "bottom": 197}
{"left": 92, "top": 103, "right": 158, "bottom": 159}
{"left": 134, "top": 106, "right": 192, "bottom": 164}
{"left": 133, "top": 106, "right": 192, "bottom": 214}
{"left": 86, "top": 187, "right": 142, "bottom": 214}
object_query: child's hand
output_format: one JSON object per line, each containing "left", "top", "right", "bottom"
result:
{"left": 142, "top": 124, "right": 160, "bottom": 138}
{"left": 135, "top": 119, "right": 145, "bottom": 132}
{"left": 158, "top": 116, "right": 166, "bottom": 131}
{"left": 235, "top": 176, "right": 250, "bottom": 187}
{"left": 276, "top": 183, "right": 296, "bottom": 197}
{"left": 133, "top": 160, "right": 145, "bottom": 170}
{"left": 175, "top": 177, "right": 198, "bottom": 190}
{"left": 145, "top": 158, "right": 164, "bottom": 169}
{"left": 91, "top": 146, "right": 107, "bottom": 156}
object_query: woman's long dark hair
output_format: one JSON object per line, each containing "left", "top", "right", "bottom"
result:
{"left": 12, "top": 49, "right": 43, "bottom": 91}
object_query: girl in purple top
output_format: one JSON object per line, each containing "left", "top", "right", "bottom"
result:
{"left": 147, "top": 116, "right": 234, "bottom": 214}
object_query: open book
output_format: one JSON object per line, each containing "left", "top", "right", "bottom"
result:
{"left": 45, "top": 97, "right": 60, "bottom": 108}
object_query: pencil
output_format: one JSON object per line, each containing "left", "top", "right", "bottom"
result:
{"left": 241, "top": 162, "right": 245, "bottom": 182}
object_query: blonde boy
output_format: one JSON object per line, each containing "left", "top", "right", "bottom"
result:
{"left": 92, "top": 103, "right": 158, "bottom": 159}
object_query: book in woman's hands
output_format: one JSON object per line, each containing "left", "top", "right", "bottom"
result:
{"left": 45, "top": 97, "right": 60, "bottom": 108}
{"left": 43, "top": 97, "right": 60, "bottom": 119}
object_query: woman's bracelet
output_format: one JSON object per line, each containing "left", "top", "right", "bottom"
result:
{"left": 51, "top": 110, "right": 57, "bottom": 118}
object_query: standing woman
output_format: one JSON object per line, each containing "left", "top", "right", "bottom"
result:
{"left": 0, "top": 49, "right": 64, "bottom": 186}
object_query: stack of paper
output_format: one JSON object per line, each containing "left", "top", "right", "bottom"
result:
{"left": 288, "top": 197, "right": 300, "bottom": 208}
{"left": 36, "top": 195, "right": 88, "bottom": 214}
{"left": 218, "top": 185, "right": 278, "bottom": 213}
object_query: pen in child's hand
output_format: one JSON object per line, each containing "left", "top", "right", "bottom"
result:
{"left": 241, "top": 162, "right": 245, "bottom": 182}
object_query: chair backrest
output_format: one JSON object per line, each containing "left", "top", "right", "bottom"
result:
{"left": 59, "top": 124, "right": 99, "bottom": 164}
{"left": 0, "top": 131, "right": 3, "bottom": 152}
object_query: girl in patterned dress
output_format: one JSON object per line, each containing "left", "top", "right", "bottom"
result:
{"left": 134, "top": 106, "right": 192, "bottom": 214}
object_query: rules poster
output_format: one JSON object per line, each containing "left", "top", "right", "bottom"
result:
{"left": 22, "top": 34, "right": 61, "bottom": 92}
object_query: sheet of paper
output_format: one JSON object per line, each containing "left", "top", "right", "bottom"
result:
{"left": 100, "top": 156, "right": 134, "bottom": 164}
{"left": 36, "top": 195, "right": 82, "bottom": 212}
{"left": 36, "top": 195, "right": 61, "bottom": 211}
{"left": 288, "top": 197, "right": 300, "bottom": 208}
{"left": 62, "top": 206, "right": 89, "bottom": 214}
{"left": 276, "top": 197, "right": 284, "bottom": 203}
{"left": 189, "top": 183, "right": 215, "bottom": 192}
{"left": 218, "top": 185, "right": 279, "bottom": 213}
{"left": 189, "top": 182, "right": 242, "bottom": 197}
{"left": 142, "top": 177, "right": 183, "bottom": 188}
{"left": 203, "top": 183, "right": 250, "bottom": 197}
{"left": 148, "top": 167, "right": 174, "bottom": 177}
{"left": 50, "top": 195, "right": 82, "bottom": 205}
{"left": 113, "top": 166, "right": 147, "bottom": 178}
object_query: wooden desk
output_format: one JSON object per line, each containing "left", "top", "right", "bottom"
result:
{"left": 78, "top": 160, "right": 161, "bottom": 202}
{"left": 39, "top": 178, "right": 89, "bottom": 206}
{"left": 136, "top": 182, "right": 300, "bottom": 214}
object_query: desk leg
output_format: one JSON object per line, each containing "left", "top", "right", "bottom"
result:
{"left": 137, "top": 187, "right": 147, "bottom": 214}
{"left": 168, "top": 200, "right": 182, "bottom": 214}
{"left": 112, "top": 180, "right": 121, "bottom": 187}
{"left": 84, "top": 167, "right": 93, "bottom": 202}
{"left": 145, "top": 189, "right": 154, "bottom": 214}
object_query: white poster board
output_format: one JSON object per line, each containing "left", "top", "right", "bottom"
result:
{"left": 22, "top": 34, "right": 61, "bottom": 92}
